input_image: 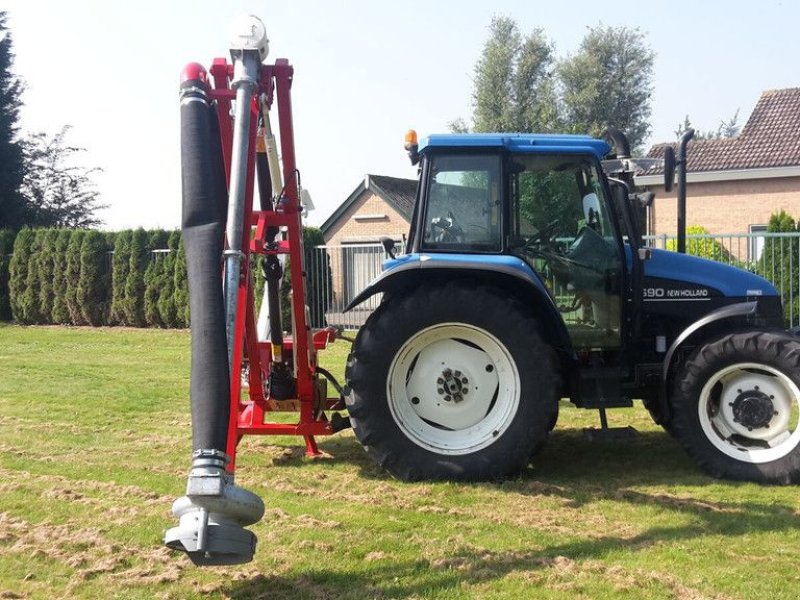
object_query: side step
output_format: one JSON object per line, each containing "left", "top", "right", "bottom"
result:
{"left": 577, "top": 358, "right": 638, "bottom": 441}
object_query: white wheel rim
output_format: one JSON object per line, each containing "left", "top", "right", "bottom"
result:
{"left": 387, "top": 323, "right": 520, "bottom": 455}
{"left": 698, "top": 362, "right": 800, "bottom": 463}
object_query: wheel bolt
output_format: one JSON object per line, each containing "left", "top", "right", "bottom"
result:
{"left": 437, "top": 388, "right": 444, "bottom": 395}
{"left": 454, "top": 370, "right": 462, "bottom": 378}
{"left": 444, "top": 395, "right": 451, "bottom": 402}
{"left": 453, "top": 394, "right": 462, "bottom": 403}
{"left": 443, "top": 369, "right": 452, "bottom": 377}
{"left": 437, "top": 378, "right": 444, "bottom": 385}
{"left": 461, "top": 377, "right": 468, "bottom": 384}
{"left": 463, "top": 389, "right": 469, "bottom": 395}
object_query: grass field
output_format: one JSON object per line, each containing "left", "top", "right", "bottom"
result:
{"left": 1, "top": 324, "right": 799, "bottom": 599}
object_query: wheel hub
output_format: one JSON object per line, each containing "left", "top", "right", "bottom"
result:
{"left": 436, "top": 368, "right": 469, "bottom": 403}
{"left": 730, "top": 389, "right": 776, "bottom": 430}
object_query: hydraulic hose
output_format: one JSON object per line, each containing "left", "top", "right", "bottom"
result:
{"left": 179, "top": 67, "right": 230, "bottom": 454}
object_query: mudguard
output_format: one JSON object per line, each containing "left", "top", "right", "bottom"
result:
{"left": 656, "top": 301, "right": 759, "bottom": 425}
{"left": 345, "top": 252, "right": 573, "bottom": 350}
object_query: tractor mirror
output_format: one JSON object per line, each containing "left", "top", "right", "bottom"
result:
{"left": 582, "top": 193, "right": 601, "bottom": 227}
{"left": 663, "top": 146, "right": 676, "bottom": 192}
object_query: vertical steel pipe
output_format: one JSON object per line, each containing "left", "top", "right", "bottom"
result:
{"left": 676, "top": 129, "right": 695, "bottom": 254}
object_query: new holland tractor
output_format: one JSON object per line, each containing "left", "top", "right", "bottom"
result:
{"left": 165, "top": 15, "right": 800, "bottom": 567}
{"left": 344, "top": 129, "right": 800, "bottom": 485}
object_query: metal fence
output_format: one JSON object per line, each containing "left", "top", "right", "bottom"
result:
{"left": 309, "top": 232, "right": 800, "bottom": 330}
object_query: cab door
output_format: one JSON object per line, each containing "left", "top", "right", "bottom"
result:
{"left": 509, "top": 154, "right": 624, "bottom": 351}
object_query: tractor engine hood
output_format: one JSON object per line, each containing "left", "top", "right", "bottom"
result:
{"left": 643, "top": 248, "right": 778, "bottom": 298}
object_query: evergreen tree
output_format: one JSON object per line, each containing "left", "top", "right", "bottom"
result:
{"left": 0, "top": 228, "right": 15, "bottom": 320}
{"left": 123, "top": 228, "right": 148, "bottom": 327}
{"left": 172, "top": 236, "right": 189, "bottom": 328}
{"left": 109, "top": 230, "right": 132, "bottom": 325}
{"left": 65, "top": 229, "right": 87, "bottom": 325}
{"left": 19, "top": 229, "right": 44, "bottom": 323}
{"left": 37, "top": 229, "right": 59, "bottom": 322}
{"left": 77, "top": 230, "right": 110, "bottom": 325}
{"left": 7, "top": 227, "right": 33, "bottom": 321}
{"left": 0, "top": 12, "right": 26, "bottom": 229}
{"left": 157, "top": 230, "right": 180, "bottom": 327}
{"left": 558, "top": 25, "right": 654, "bottom": 151}
{"left": 51, "top": 229, "right": 71, "bottom": 323}
{"left": 143, "top": 234, "right": 165, "bottom": 327}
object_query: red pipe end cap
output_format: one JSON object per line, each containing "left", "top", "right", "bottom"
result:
{"left": 180, "top": 62, "right": 209, "bottom": 86}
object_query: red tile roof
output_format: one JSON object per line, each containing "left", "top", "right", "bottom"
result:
{"left": 646, "top": 88, "right": 800, "bottom": 172}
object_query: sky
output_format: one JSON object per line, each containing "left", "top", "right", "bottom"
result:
{"left": 4, "top": 0, "right": 800, "bottom": 231}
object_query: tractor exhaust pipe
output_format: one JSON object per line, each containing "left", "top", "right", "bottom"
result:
{"left": 676, "top": 128, "right": 695, "bottom": 254}
{"left": 164, "top": 18, "right": 270, "bottom": 565}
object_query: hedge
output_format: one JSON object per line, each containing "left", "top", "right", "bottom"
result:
{"left": 1, "top": 226, "right": 332, "bottom": 329}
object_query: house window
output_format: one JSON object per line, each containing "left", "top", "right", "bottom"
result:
{"left": 749, "top": 224, "right": 767, "bottom": 261}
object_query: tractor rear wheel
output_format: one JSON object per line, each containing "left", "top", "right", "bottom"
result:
{"left": 345, "top": 282, "right": 559, "bottom": 481}
{"left": 671, "top": 331, "right": 800, "bottom": 484}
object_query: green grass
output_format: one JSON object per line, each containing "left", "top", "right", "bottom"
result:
{"left": 1, "top": 324, "right": 800, "bottom": 599}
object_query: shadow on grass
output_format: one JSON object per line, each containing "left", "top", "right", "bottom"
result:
{"left": 270, "top": 427, "right": 706, "bottom": 488}
{"left": 224, "top": 490, "right": 800, "bottom": 600}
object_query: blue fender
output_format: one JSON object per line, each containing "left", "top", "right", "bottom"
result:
{"left": 345, "top": 252, "right": 573, "bottom": 350}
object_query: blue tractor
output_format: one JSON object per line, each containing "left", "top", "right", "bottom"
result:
{"left": 344, "top": 130, "right": 800, "bottom": 484}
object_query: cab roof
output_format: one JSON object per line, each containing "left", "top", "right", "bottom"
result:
{"left": 418, "top": 133, "right": 611, "bottom": 161}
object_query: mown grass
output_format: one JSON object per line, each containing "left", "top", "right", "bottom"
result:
{"left": 1, "top": 324, "right": 799, "bottom": 599}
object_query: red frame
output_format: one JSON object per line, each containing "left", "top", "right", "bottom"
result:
{"left": 206, "top": 58, "right": 339, "bottom": 468}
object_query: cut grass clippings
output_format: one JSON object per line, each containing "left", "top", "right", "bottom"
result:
{"left": 0, "top": 324, "right": 799, "bottom": 599}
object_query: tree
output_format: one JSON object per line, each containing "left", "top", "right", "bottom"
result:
{"left": 453, "top": 16, "right": 558, "bottom": 134}
{"left": 51, "top": 229, "right": 72, "bottom": 323}
{"left": 77, "top": 230, "right": 110, "bottom": 326}
{"left": 760, "top": 211, "right": 798, "bottom": 325}
{"left": 20, "top": 127, "right": 105, "bottom": 228}
{"left": 0, "top": 12, "right": 25, "bottom": 230}
{"left": 7, "top": 227, "right": 33, "bottom": 321}
{"left": 143, "top": 230, "right": 168, "bottom": 327}
{"left": 558, "top": 25, "right": 655, "bottom": 150}
{"left": 37, "top": 229, "right": 59, "bottom": 321}
{"left": 123, "top": 228, "right": 148, "bottom": 327}
{"left": 64, "top": 229, "right": 87, "bottom": 325}
{"left": 0, "top": 228, "right": 15, "bottom": 320}
{"left": 675, "top": 110, "right": 740, "bottom": 141}
{"left": 157, "top": 230, "right": 180, "bottom": 327}
{"left": 19, "top": 229, "right": 44, "bottom": 323}
{"left": 172, "top": 236, "right": 189, "bottom": 328}
{"left": 109, "top": 230, "right": 132, "bottom": 325}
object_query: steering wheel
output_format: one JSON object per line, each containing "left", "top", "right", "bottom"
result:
{"left": 523, "top": 219, "right": 560, "bottom": 252}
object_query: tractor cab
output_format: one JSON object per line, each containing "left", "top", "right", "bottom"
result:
{"left": 405, "top": 133, "right": 628, "bottom": 355}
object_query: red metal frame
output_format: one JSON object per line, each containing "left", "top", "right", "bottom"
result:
{"left": 206, "top": 58, "right": 339, "bottom": 468}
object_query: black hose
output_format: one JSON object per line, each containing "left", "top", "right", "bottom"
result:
{"left": 180, "top": 80, "right": 230, "bottom": 454}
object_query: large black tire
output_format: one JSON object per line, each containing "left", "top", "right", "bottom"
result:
{"left": 345, "top": 281, "right": 559, "bottom": 482}
{"left": 671, "top": 331, "right": 800, "bottom": 484}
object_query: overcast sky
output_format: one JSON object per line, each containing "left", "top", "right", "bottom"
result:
{"left": 4, "top": 0, "right": 799, "bottom": 231}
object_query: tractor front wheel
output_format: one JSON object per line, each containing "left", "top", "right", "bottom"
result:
{"left": 671, "top": 331, "right": 800, "bottom": 483}
{"left": 346, "top": 282, "right": 558, "bottom": 481}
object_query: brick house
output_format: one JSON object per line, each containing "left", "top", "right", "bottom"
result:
{"left": 320, "top": 174, "right": 416, "bottom": 307}
{"left": 638, "top": 88, "right": 800, "bottom": 260}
